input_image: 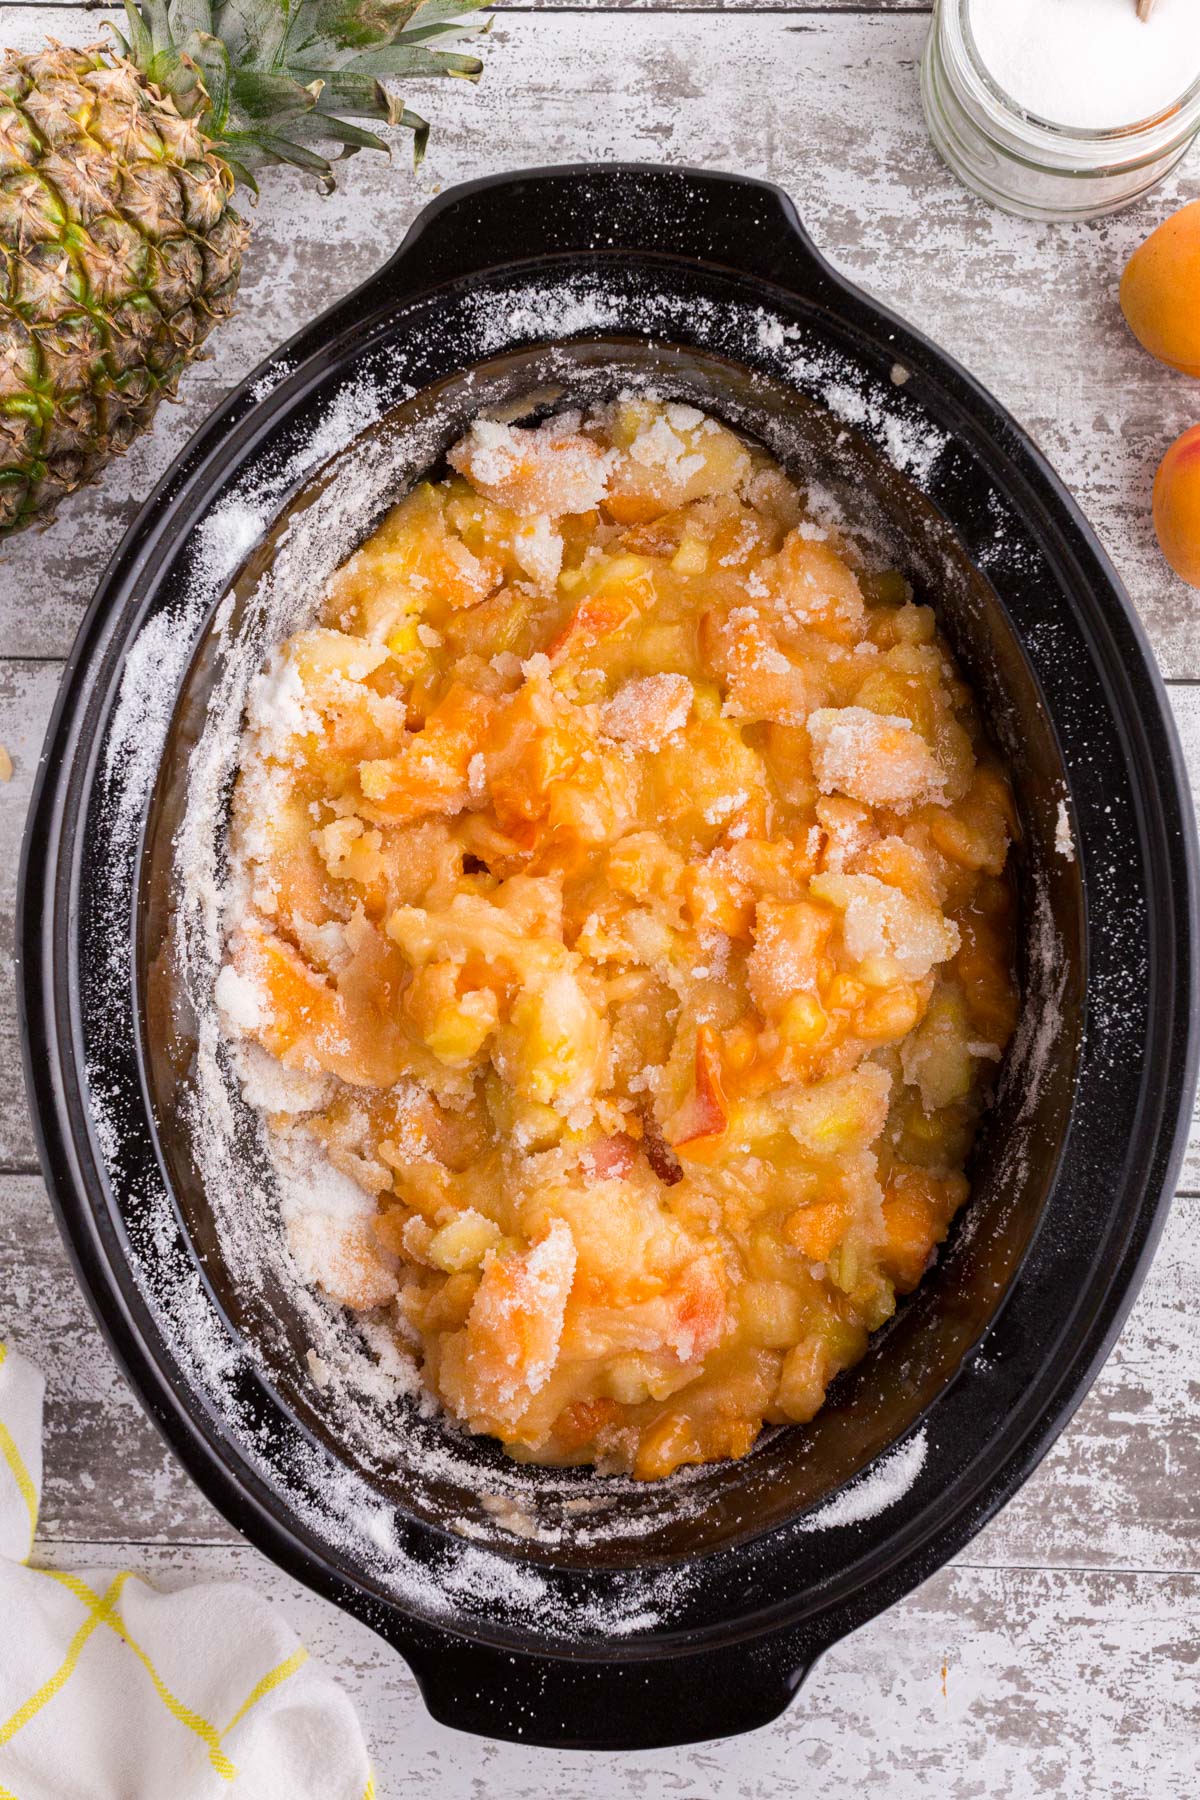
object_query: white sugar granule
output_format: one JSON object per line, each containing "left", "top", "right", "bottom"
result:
{"left": 512, "top": 514, "right": 564, "bottom": 593}
{"left": 467, "top": 752, "right": 487, "bottom": 801}
{"left": 808, "top": 706, "right": 947, "bottom": 811}
{"left": 103, "top": 499, "right": 262, "bottom": 839}
{"left": 213, "top": 963, "right": 267, "bottom": 1032}
{"left": 969, "top": 0, "right": 1199, "bottom": 130}
{"left": 250, "top": 357, "right": 295, "bottom": 403}
{"left": 1055, "top": 797, "right": 1076, "bottom": 863}
{"left": 628, "top": 414, "right": 704, "bottom": 483}
{"left": 601, "top": 673, "right": 693, "bottom": 751}
{"left": 798, "top": 1430, "right": 928, "bottom": 1531}
{"left": 449, "top": 415, "right": 612, "bottom": 516}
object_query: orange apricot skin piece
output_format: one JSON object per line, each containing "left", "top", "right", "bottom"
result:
{"left": 1120, "top": 200, "right": 1200, "bottom": 379}
{"left": 666, "top": 1025, "right": 730, "bottom": 1150}
{"left": 1152, "top": 425, "right": 1200, "bottom": 589}
{"left": 545, "top": 593, "right": 634, "bottom": 663}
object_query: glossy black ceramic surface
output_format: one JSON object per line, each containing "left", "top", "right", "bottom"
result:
{"left": 18, "top": 166, "right": 1198, "bottom": 1749}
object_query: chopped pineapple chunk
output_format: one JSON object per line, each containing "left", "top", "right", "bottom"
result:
{"left": 427, "top": 1210, "right": 504, "bottom": 1273}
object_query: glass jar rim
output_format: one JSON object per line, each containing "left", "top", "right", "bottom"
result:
{"left": 953, "top": 0, "right": 1200, "bottom": 147}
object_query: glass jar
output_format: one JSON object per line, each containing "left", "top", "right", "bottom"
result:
{"left": 921, "top": 0, "right": 1200, "bottom": 221}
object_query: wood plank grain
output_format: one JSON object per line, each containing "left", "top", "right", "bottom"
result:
{"left": 30, "top": 1539, "right": 1200, "bottom": 1796}
{"left": 0, "top": 1171, "right": 236, "bottom": 1544}
{"left": 0, "top": 661, "right": 61, "bottom": 1169}
{"left": 3, "top": 1168, "right": 1197, "bottom": 1570}
{"left": 0, "top": 9, "right": 1196, "bottom": 671}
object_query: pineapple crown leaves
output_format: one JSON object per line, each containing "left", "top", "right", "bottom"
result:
{"left": 110, "top": 0, "right": 490, "bottom": 190}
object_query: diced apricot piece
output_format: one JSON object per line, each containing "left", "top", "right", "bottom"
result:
{"left": 953, "top": 907, "right": 1020, "bottom": 1048}
{"left": 546, "top": 593, "right": 635, "bottom": 663}
{"left": 768, "top": 532, "right": 866, "bottom": 642}
{"left": 699, "top": 608, "right": 814, "bottom": 727}
{"left": 880, "top": 1165, "right": 967, "bottom": 1292}
{"left": 924, "top": 764, "right": 1013, "bottom": 874}
{"left": 747, "top": 897, "right": 834, "bottom": 1020}
{"left": 449, "top": 416, "right": 613, "bottom": 516}
{"left": 785, "top": 1197, "right": 850, "bottom": 1260}
{"left": 667, "top": 1247, "right": 728, "bottom": 1362}
{"left": 605, "top": 831, "right": 685, "bottom": 905}
{"left": 880, "top": 1188, "right": 938, "bottom": 1292}
{"left": 553, "top": 1396, "right": 620, "bottom": 1453}
{"left": 649, "top": 715, "right": 771, "bottom": 846}
{"left": 666, "top": 1024, "right": 730, "bottom": 1148}
{"left": 634, "top": 1412, "right": 702, "bottom": 1479}
{"left": 441, "top": 1219, "right": 577, "bottom": 1430}
{"left": 359, "top": 683, "right": 493, "bottom": 824}
{"left": 229, "top": 928, "right": 340, "bottom": 1063}
{"left": 681, "top": 857, "right": 755, "bottom": 938}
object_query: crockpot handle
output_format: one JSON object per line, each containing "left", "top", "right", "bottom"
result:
{"left": 385, "top": 1616, "right": 828, "bottom": 1750}
{"left": 368, "top": 163, "right": 843, "bottom": 305}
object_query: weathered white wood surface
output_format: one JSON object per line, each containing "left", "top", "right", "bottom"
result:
{"left": 26, "top": 1541, "right": 1200, "bottom": 1799}
{"left": 1, "top": 2, "right": 1199, "bottom": 1793}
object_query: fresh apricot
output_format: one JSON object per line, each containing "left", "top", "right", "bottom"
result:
{"left": 1153, "top": 426, "right": 1200, "bottom": 588}
{"left": 1120, "top": 200, "right": 1200, "bottom": 378}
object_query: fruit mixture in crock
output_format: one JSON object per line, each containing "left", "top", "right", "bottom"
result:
{"left": 216, "top": 398, "right": 1019, "bottom": 1480}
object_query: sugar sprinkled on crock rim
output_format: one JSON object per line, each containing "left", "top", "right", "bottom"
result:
{"left": 80, "top": 264, "right": 1061, "bottom": 1636}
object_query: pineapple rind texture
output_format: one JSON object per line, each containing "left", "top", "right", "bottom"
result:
{"left": 0, "top": 2, "right": 491, "bottom": 536}
{"left": 0, "top": 45, "right": 247, "bottom": 534}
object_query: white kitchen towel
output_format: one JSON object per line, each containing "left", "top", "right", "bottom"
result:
{"left": 0, "top": 1341, "right": 374, "bottom": 1799}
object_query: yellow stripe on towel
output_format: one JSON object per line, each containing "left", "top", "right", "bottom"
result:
{"left": 37, "top": 1569, "right": 237, "bottom": 1781}
{"left": 0, "top": 1419, "right": 37, "bottom": 1563}
{"left": 221, "top": 1645, "right": 308, "bottom": 1740}
{"left": 0, "top": 1343, "right": 38, "bottom": 1562}
{"left": 0, "top": 1572, "right": 129, "bottom": 1746}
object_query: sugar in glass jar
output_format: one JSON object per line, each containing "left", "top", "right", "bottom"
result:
{"left": 922, "top": 0, "right": 1200, "bottom": 220}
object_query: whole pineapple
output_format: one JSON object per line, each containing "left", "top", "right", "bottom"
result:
{"left": 0, "top": 0, "right": 488, "bottom": 534}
